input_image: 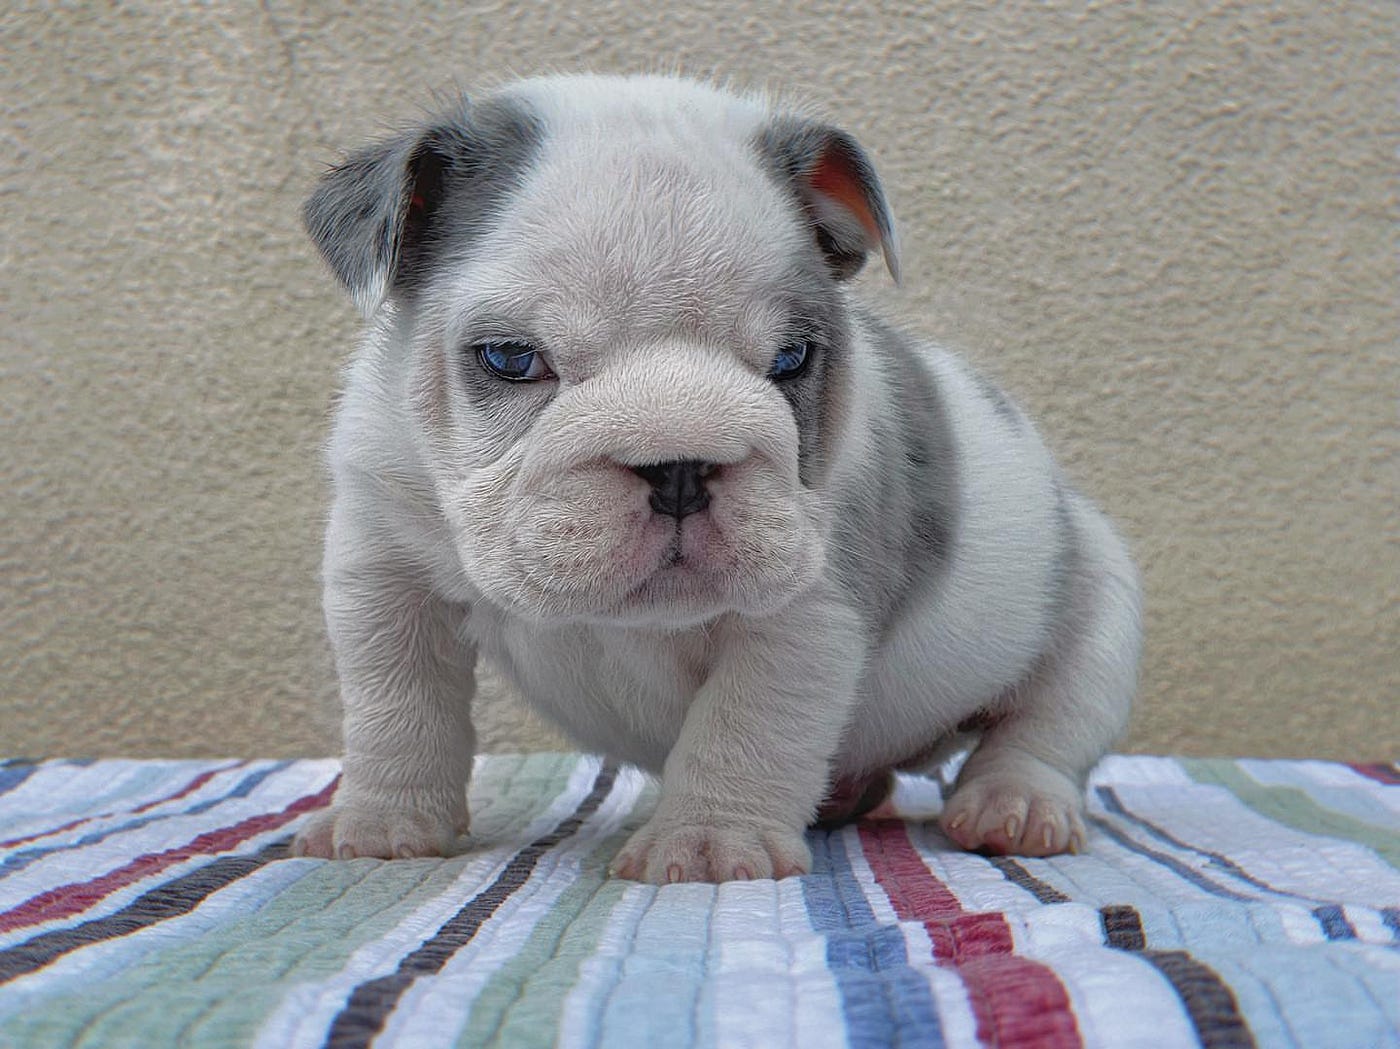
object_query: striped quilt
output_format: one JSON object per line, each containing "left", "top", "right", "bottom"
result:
{"left": 0, "top": 754, "right": 1396, "bottom": 1049}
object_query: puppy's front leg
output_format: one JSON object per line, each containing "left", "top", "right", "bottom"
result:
{"left": 611, "top": 591, "right": 864, "bottom": 883}
{"left": 293, "top": 562, "right": 476, "bottom": 860}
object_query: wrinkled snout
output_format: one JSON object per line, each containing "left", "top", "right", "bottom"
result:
{"left": 522, "top": 347, "right": 799, "bottom": 481}
{"left": 455, "top": 346, "right": 825, "bottom": 622}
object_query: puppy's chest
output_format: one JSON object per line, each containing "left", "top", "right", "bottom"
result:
{"left": 473, "top": 615, "right": 706, "bottom": 772}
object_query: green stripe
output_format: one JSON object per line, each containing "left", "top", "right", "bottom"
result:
{"left": 460, "top": 781, "right": 656, "bottom": 1049}
{"left": 1182, "top": 758, "right": 1400, "bottom": 870}
{"left": 0, "top": 755, "right": 582, "bottom": 1049}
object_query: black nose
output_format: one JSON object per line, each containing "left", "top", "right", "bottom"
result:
{"left": 631, "top": 459, "right": 713, "bottom": 519}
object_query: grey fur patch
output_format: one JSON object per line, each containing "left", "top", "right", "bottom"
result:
{"left": 831, "top": 309, "right": 960, "bottom": 637}
{"left": 1045, "top": 481, "right": 1080, "bottom": 639}
{"left": 304, "top": 96, "right": 543, "bottom": 309}
{"left": 752, "top": 117, "right": 897, "bottom": 282}
{"left": 303, "top": 131, "right": 418, "bottom": 307}
{"left": 972, "top": 371, "right": 1022, "bottom": 426}
{"left": 769, "top": 260, "right": 852, "bottom": 487}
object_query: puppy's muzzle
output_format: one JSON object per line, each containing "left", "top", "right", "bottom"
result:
{"left": 631, "top": 459, "right": 716, "bottom": 519}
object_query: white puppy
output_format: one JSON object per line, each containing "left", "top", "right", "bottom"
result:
{"left": 292, "top": 74, "right": 1142, "bottom": 882}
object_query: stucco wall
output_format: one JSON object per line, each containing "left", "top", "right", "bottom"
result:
{"left": 3, "top": 2, "right": 1396, "bottom": 761}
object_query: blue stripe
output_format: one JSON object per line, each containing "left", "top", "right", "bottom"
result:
{"left": 1095, "top": 785, "right": 1343, "bottom": 906}
{"left": 1383, "top": 907, "right": 1400, "bottom": 942}
{"left": 802, "top": 829, "right": 945, "bottom": 1049}
{"left": 1312, "top": 904, "right": 1357, "bottom": 940}
{"left": 0, "top": 763, "right": 40, "bottom": 799}
{"left": 0, "top": 762, "right": 291, "bottom": 881}
{"left": 1087, "top": 814, "right": 1257, "bottom": 902}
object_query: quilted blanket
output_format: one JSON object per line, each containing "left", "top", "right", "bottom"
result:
{"left": 0, "top": 754, "right": 1395, "bottom": 1049}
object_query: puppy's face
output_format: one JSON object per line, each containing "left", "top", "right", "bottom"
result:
{"left": 307, "top": 77, "right": 898, "bottom": 626}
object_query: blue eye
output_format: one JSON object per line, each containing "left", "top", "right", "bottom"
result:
{"left": 768, "top": 340, "right": 811, "bottom": 380}
{"left": 475, "top": 341, "right": 554, "bottom": 382}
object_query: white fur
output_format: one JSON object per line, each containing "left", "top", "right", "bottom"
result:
{"left": 294, "top": 75, "right": 1142, "bottom": 880}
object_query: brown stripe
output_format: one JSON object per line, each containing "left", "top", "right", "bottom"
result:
{"left": 987, "top": 856, "right": 1072, "bottom": 904}
{"left": 1099, "top": 905, "right": 1255, "bottom": 1049}
{"left": 323, "top": 761, "right": 618, "bottom": 1049}
{"left": 0, "top": 844, "right": 286, "bottom": 984}
{"left": 1099, "top": 903, "right": 1146, "bottom": 950}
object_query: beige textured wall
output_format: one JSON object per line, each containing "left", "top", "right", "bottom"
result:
{"left": 3, "top": 2, "right": 1396, "bottom": 761}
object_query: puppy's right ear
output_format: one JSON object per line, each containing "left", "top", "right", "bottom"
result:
{"left": 757, "top": 117, "right": 900, "bottom": 284}
{"left": 303, "top": 125, "right": 451, "bottom": 316}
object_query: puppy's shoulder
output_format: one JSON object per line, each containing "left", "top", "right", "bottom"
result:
{"left": 324, "top": 317, "right": 465, "bottom": 586}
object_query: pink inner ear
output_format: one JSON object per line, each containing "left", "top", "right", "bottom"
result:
{"left": 807, "top": 144, "right": 883, "bottom": 245}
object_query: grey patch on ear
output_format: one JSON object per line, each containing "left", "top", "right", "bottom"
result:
{"left": 753, "top": 117, "right": 900, "bottom": 283}
{"left": 303, "top": 96, "right": 543, "bottom": 315}
{"left": 831, "top": 309, "right": 960, "bottom": 638}
{"left": 303, "top": 132, "right": 420, "bottom": 314}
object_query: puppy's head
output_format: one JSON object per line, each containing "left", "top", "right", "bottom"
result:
{"left": 306, "top": 75, "right": 898, "bottom": 626}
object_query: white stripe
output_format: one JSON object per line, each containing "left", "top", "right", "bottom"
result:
{"left": 593, "top": 881, "right": 717, "bottom": 1049}
{"left": 0, "top": 761, "right": 183, "bottom": 839}
{"left": 253, "top": 755, "right": 603, "bottom": 1049}
{"left": 708, "top": 877, "right": 849, "bottom": 1049}
{"left": 1276, "top": 902, "right": 1330, "bottom": 946}
{"left": 0, "top": 760, "right": 322, "bottom": 910}
{"left": 381, "top": 762, "right": 642, "bottom": 1047}
{"left": 0, "top": 855, "right": 319, "bottom": 1021}
{"left": 1106, "top": 781, "right": 1400, "bottom": 903}
{"left": 885, "top": 771, "right": 944, "bottom": 822}
{"left": 1009, "top": 904, "right": 1200, "bottom": 1049}
{"left": 1345, "top": 904, "right": 1398, "bottom": 945}
{"left": 556, "top": 882, "right": 655, "bottom": 1049}
{"left": 873, "top": 821, "right": 1208, "bottom": 1047}
{"left": 1237, "top": 759, "right": 1400, "bottom": 820}
{"left": 1089, "top": 756, "right": 1197, "bottom": 788}
{"left": 0, "top": 761, "right": 248, "bottom": 854}
{"left": 0, "top": 761, "right": 338, "bottom": 950}
{"left": 922, "top": 836, "right": 1056, "bottom": 912}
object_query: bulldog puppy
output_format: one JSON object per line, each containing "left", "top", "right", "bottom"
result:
{"left": 292, "top": 74, "right": 1142, "bottom": 882}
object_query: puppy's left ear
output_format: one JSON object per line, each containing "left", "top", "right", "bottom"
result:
{"left": 302, "top": 126, "right": 451, "bottom": 317}
{"left": 757, "top": 119, "right": 901, "bottom": 283}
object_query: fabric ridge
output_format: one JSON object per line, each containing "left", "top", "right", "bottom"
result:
{"left": 0, "top": 753, "right": 1396, "bottom": 1048}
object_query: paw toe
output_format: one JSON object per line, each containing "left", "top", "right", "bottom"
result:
{"left": 613, "top": 819, "right": 810, "bottom": 884}
{"left": 940, "top": 774, "right": 1085, "bottom": 858}
{"left": 292, "top": 805, "right": 458, "bottom": 860}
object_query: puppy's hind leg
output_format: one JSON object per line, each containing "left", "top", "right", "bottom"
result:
{"left": 941, "top": 492, "right": 1141, "bottom": 857}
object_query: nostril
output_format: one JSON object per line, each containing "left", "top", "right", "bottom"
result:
{"left": 629, "top": 459, "right": 714, "bottom": 519}
{"left": 629, "top": 461, "right": 673, "bottom": 488}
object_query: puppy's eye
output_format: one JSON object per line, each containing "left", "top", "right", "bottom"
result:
{"left": 768, "top": 340, "right": 811, "bottom": 381}
{"left": 475, "top": 341, "right": 555, "bottom": 382}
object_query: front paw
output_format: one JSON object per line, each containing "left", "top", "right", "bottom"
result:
{"left": 292, "top": 802, "right": 466, "bottom": 860}
{"left": 939, "top": 765, "right": 1087, "bottom": 857}
{"left": 610, "top": 816, "right": 811, "bottom": 883}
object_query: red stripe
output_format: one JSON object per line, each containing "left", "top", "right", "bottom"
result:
{"left": 1348, "top": 762, "right": 1400, "bottom": 786}
{"left": 0, "top": 777, "right": 336, "bottom": 934}
{"left": 0, "top": 762, "right": 246, "bottom": 850}
{"left": 858, "top": 819, "right": 1082, "bottom": 1049}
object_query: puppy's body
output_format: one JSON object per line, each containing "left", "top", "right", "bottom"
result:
{"left": 296, "top": 75, "right": 1141, "bottom": 880}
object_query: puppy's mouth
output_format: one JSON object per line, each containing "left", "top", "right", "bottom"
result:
{"left": 663, "top": 543, "right": 685, "bottom": 569}
{"left": 459, "top": 451, "right": 820, "bottom": 625}
{"left": 635, "top": 515, "right": 716, "bottom": 583}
